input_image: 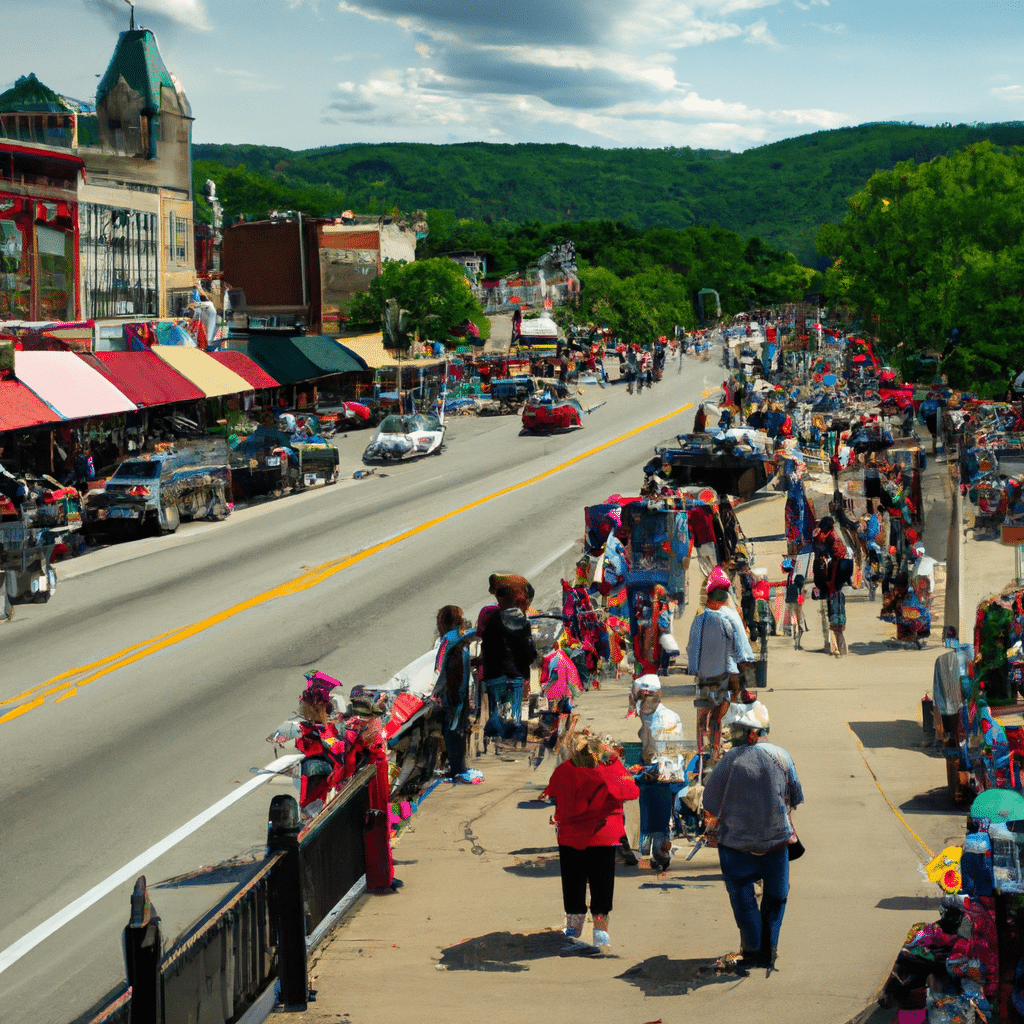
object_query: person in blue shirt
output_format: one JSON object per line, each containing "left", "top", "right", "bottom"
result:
{"left": 703, "top": 702, "right": 803, "bottom": 972}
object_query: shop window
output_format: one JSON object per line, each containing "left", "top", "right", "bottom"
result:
{"left": 36, "top": 224, "right": 74, "bottom": 320}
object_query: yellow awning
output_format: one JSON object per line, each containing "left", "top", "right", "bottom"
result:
{"left": 339, "top": 333, "right": 446, "bottom": 369}
{"left": 151, "top": 345, "right": 252, "bottom": 397}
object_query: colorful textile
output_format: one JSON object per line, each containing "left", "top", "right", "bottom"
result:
{"left": 540, "top": 649, "right": 584, "bottom": 702}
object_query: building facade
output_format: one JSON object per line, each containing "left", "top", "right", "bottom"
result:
{"left": 0, "top": 27, "right": 194, "bottom": 323}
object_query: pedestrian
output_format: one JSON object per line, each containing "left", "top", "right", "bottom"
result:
{"left": 783, "top": 567, "right": 808, "bottom": 650}
{"left": 687, "top": 566, "right": 755, "bottom": 758}
{"left": 812, "top": 515, "right": 851, "bottom": 656}
{"left": 480, "top": 579, "right": 536, "bottom": 742}
{"left": 432, "top": 605, "right": 478, "bottom": 782}
{"left": 624, "top": 347, "right": 638, "bottom": 394}
{"left": 693, "top": 403, "right": 708, "bottom": 433}
{"left": 542, "top": 734, "right": 640, "bottom": 954}
{"left": 702, "top": 702, "right": 803, "bottom": 972}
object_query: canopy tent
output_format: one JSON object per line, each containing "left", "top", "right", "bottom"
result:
{"left": 0, "top": 380, "right": 60, "bottom": 431}
{"left": 83, "top": 351, "right": 205, "bottom": 407}
{"left": 150, "top": 345, "right": 252, "bottom": 398}
{"left": 208, "top": 351, "right": 280, "bottom": 390}
{"left": 339, "top": 332, "right": 446, "bottom": 369}
{"left": 519, "top": 316, "right": 559, "bottom": 339}
{"left": 14, "top": 351, "right": 136, "bottom": 420}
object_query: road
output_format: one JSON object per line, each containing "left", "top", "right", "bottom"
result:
{"left": 0, "top": 358, "right": 708, "bottom": 1022}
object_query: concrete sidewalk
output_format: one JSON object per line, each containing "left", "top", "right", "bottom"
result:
{"left": 289, "top": 451, "right": 1015, "bottom": 1024}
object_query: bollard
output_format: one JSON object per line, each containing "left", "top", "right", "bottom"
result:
{"left": 922, "top": 695, "right": 936, "bottom": 741}
{"left": 124, "top": 875, "right": 161, "bottom": 1024}
{"left": 267, "top": 794, "right": 308, "bottom": 1011}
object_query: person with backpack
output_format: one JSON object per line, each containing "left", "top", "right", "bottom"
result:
{"left": 480, "top": 580, "right": 537, "bottom": 742}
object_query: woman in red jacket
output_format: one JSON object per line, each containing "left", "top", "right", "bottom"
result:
{"left": 543, "top": 735, "right": 640, "bottom": 953}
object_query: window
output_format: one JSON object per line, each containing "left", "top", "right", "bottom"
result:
{"left": 168, "top": 210, "right": 188, "bottom": 264}
{"left": 175, "top": 213, "right": 188, "bottom": 263}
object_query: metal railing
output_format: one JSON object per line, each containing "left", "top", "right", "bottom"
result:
{"left": 80, "top": 765, "right": 376, "bottom": 1024}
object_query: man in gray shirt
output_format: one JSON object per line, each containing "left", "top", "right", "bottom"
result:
{"left": 702, "top": 702, "right": 803, "bottom": 971}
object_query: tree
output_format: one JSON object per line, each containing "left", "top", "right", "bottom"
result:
{"left": 346, "top": 258, "right": 484, "bottom": 348}
{"left": 819, "top": 142, "right": 1024, "bottom": 392}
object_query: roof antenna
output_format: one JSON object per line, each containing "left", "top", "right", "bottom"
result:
{"left": 123, "top": 0, "right": 135, "bottom": 30}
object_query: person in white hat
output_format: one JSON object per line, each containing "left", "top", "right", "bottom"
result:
{"left": 702, "top": 702, "right": 803, "bottom": 972}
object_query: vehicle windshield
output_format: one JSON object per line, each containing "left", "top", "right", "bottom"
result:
{"left": 110, "top": 460, "right": 162, "bottom": 480}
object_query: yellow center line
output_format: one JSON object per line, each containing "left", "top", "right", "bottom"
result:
{"left": 848, "top": 723, "right": 934, "bottom": 862}
{"left": 2, "top": 402, "right": 692, "bottom": 724}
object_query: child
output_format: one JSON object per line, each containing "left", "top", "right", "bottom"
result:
{"left": 784, "top": 572, "right": 808, "bottom": 650}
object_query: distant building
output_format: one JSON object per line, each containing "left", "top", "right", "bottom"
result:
{"left": 221, "top": 214, "right": 418, "bottom": 334}
{"left": 0, "top": 25, "right": 194, "bottom": 322}
{"left": 446, "top": 251, "right": 487, "bottom": 279}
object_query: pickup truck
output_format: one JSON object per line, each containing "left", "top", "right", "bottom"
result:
{"left": 83, "top": 440, "right": 231, "bottom": 540}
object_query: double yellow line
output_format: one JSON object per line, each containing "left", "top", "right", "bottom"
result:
{"left": 1, "top": 403, "right": 691, "bottom": 725}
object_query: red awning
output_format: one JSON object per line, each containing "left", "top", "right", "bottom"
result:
{"left": 0, "top": 380, "right": 58, "bottom": 431}
{"left": 0, "top": 143, "right": 84, "bottom": 167}
{"left": 208, "top": 350, "right": 280, "bottom": 390}
{"left": 82, "top": 352, "right": 205, "bottom": 407}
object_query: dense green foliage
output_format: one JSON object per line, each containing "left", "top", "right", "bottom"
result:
{"left": 817, "top": 142, "right": 1024, "bottom": 396}
{"left": 347, "top": 258, "right": 484, "bottom": 344}
{"left": 193, "top": 123, "right": 1024, "bottom": 265}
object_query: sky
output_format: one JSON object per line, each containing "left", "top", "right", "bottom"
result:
{"left": 6, "top": 0, "right": 1024, "bottom": 154}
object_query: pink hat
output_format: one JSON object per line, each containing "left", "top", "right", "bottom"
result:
{"left": 706, "top": 565, "right": 731, "bottom": 595}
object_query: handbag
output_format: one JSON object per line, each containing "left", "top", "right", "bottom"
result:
{"left": 788, "top": 836, "right": 805, "bottom": 860}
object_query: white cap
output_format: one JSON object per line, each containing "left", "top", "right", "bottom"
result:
{"left": 635, "top": 674, "right": 662, "bottom": 691}
{"left": 733, "top": 700, "right": 770, "bottom": 731}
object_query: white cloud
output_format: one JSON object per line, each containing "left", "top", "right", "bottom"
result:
{"left": 992, "top": 84, "right": 1024, "bottom": 101}
{"left": 819, "top": 22, "right": 847, "bottom": 34}
{"left": 745, "top": 19, "right": 783, "bottom": 47}
{"left": 141, "top": 0, "right": 212, "bottom": 31}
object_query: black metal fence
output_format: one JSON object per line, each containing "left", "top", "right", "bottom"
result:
{"left": 82, "top": 765, "right": 376, "bottom": 1024}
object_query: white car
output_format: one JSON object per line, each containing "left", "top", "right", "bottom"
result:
{"left": 362, "top": 412, "right": 446, "bottom": 461}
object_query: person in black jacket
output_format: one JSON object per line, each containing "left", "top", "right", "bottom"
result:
{"left": 480, "top": 582, "right": 537, "bottom": 741}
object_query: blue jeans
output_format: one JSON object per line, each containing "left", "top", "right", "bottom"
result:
{"left": 484, "top": 676, "right": 523, "bottom": 737}
{"left": 718, "top": 845, "right": 789, "bottom": 955}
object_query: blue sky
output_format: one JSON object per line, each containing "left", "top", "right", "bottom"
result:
{"left": 6, "top": 0, "right": 1024, "bottom": 153}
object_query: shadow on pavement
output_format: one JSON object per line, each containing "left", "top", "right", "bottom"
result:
{"left": 617, "top": 954, "right": 749, "bottom": 995}
{"left": 847, "top": 640, "right": 902, "bottom": 656}
{"left": 875, "top": 895, "right": 943, "bottom": 912}
{"left": 849, "top": 719, "right": 931, "bottom": 751}
{"left": 503, "top": 856, "right": 560, "bottom": 878}
{"left": 438, "top": 930, "right": 577, "bottom": 971}
{"left": 898, "top": 786, "right": 960, "bottom": 815}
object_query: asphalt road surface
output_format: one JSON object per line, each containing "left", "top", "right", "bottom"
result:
{"left": 0, "top": 358, "right": 708, "bottom": 1022}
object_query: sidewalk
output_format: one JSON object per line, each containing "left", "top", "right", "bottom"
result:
{"left": 290, "top": 453, "right": 1015, "bottom": 1024}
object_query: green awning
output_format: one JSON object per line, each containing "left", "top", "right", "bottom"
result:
{"left": 243, "top": 335, "right": 368, "bottom": 385}
{"left": 292, "top": 335, "right": 368, "bottom": 374}
{"left": 245, "top": 336, "right": 322, "bottom": 386}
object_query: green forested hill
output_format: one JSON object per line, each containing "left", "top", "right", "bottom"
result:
{"left": 193, "top": 122, "right": 1024, "bottom": 265}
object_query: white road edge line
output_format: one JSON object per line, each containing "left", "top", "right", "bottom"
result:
{"left": 0, "top": 753, "right": 303, "bottom": 976}
{"left": 526, "top": 540, "right": 577, "bottom": 581}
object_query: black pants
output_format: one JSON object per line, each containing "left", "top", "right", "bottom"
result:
{"left": 558, "top": 845, "right": 616, "bottom": 916}
{"left": 443, "top": 726, "right": 466, "bottom": 776}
